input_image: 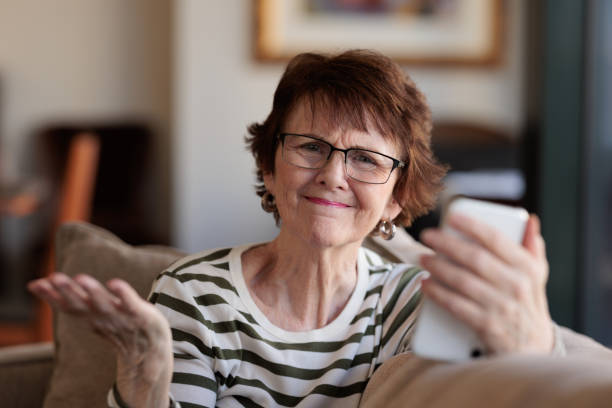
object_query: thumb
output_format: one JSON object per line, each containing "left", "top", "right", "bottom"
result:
{"left": 522, "top": 214, "right": 547, "bottom": 260}
{"left": 106, "top": 279, "right": 145, "bottom": 316}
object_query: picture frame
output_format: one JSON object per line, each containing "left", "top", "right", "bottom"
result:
{"left": 254, "top": 0, "right": 503, "bottom": 66}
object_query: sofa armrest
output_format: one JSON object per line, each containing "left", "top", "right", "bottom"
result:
{"left": 361, "top": 352, "right": 612, "bottom": 408}
{"left": 0, "top": 342, "right": 54, "bottom": 408}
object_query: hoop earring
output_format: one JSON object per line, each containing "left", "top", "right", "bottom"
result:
{"left": 261, "top": 191, "right": 277, "bottom": 213}
{"left": 373, "top": 219, "right": 396, "bottom": 240}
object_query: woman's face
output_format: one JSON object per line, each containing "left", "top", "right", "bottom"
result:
{"left": 264, "top": 101, "right": 402, "bottom": 249}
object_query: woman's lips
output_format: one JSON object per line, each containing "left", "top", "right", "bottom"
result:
{"left": 306, "top": 196, "right": 350, "bottom": 208}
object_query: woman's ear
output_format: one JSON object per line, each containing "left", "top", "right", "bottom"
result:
{"left": 263, "top": 171, "right": 275, "bottom": 195}
{"left": 383, "top": 196, "right": 402, "bottom": 221}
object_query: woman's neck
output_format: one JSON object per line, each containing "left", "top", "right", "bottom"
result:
{"left": 242, "top": 232, "right": 362, "bottom": 331}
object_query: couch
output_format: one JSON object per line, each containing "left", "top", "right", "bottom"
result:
{"left": 1, "top": 222, "right": 611, "bottom": 407}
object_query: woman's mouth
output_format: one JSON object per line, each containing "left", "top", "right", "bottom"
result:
{"left": 306, "top": 196, "right": 350, "bottom": 208}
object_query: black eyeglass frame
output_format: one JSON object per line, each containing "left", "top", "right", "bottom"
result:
{"left": 277, "top": 133, "right": 407, "bottom": 184}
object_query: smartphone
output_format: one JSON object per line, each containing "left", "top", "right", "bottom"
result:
{"left": 411, "top": 197, "right": 529, "bottom": 361}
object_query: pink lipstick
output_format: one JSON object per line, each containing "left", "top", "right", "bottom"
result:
{"left": 306, "top": 197, "right": 350, "bottom": 208}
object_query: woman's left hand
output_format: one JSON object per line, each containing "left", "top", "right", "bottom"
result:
{"left": 419, "top": 213, "right": 554, "bottom": 355}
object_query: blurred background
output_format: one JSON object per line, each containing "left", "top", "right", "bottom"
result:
{"left": 0, "top": 0, "right": 610, "bottom": 347}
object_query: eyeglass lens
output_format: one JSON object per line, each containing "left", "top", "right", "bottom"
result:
{"left": 281, "top": 134, "right": 396, "bottom": 184}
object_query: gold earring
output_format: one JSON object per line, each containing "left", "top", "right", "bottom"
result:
{"left": 261, "top": 191, "right": 276, "bottom": 213}
{"left": 372, "top": 219, "right": 396, "bottom": 240}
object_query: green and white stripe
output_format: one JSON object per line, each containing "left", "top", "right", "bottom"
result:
{"left": 147, "top": 244, "right": 425, "bottom": 408}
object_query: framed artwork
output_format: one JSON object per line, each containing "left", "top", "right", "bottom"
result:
{"left": 254, "top": 0, "right": 503, "bottom": 66}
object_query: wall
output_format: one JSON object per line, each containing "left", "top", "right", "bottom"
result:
{"left": 0, "top": 0, "right": 171, "bottom": 242}
{"left": 173, "top": 0, "right": 526, "bottom": 252}
{"left": 582, "top": 0, "right": 612, "bottom": 345}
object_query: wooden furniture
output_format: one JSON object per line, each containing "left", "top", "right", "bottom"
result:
{"left": 0, "top": 132, "right": 100, "bottom": 345}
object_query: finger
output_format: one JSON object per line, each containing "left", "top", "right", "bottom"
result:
{"left": 421, "top": 254, "right": 507, "bottom": 309}
{"left": 420, "top": 228, "right": 516, "bottom": 290}
{"left": 79, "top": 275, "right": 156, "bottom": 342}
{"left": 75, "top": 274, "right": 121, "bottom": 315}
{"left": 522, "top": 215, "right": 547, "bottom": 261}
{"left": 421, "top": 278, "right": 511, "bottom": 353}
{"left": 451, "top": 213, "right": 550, "bottom": 290}
{"left": 28, "top": 278, "right": 69, "bottom": 310}
{"left": 77, "top": 275, "right": 144, "bottom": 336}
{"left": 446, "top": 213, "right": 532, "bottom": 268}
{"left": 47, "top": 273, "right": 91, "bottom": 314}
{"left": 518, "top": 215, "right": 549, "bottom": 285}
{"left": 106, "top": 279, "right": 146, "bottom": 317}
{"left": 421, "top": 278, "right": 487, "bottom": 335}
{"left": 108, "top": 279, "right": 173, "bottom": 347}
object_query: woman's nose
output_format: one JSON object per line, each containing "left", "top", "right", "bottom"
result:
{"left": 315, "top": 151, "right": 348, "bottom": 186}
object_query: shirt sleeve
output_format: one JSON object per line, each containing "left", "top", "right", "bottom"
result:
{"left": 550, "top": 322, "right": 567, "bottom": 357}
{"left": 106, "top": 385, "right": 182, "bottom": 408}
{"left": 377, "top": 265, "right": 428, "bottom": 364}
{"left": 148, "top": 271, "right": 219, "bottom": 408}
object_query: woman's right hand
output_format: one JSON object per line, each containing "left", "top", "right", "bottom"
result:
{"left": 28, "top": 273, "right": 173, "bottom": 408}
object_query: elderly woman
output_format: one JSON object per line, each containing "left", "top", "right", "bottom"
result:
{"left": 28, "top": 50, "right": 556, "bottom": 407}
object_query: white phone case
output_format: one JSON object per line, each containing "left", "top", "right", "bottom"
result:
{"left": 411, "top": 197, "right": 529, "bottom": 361}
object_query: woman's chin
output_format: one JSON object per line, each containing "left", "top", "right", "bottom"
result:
{"left": 302, "top": 225, "right": 359, "bottom": 249}
{"left": 281, "top": 215, "right": 364, "bottom": 249}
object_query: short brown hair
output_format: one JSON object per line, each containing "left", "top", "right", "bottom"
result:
{"left": 246, "top": 49, "right": 447, "bottom": 226}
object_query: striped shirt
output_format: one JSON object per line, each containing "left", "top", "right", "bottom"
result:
{"left": 142, "top": 244, "right": 425, "bottom": 408}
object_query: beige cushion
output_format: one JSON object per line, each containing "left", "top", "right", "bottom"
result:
{"left": 43, "top": 222, "right": 184, "bottom": 408}
{"left": 361, "top": 351, "right": 612, "bottom": 408}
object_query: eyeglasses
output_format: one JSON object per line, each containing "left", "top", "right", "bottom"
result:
{"left": 278, "top": 133, "right": 406, "bottom": 184}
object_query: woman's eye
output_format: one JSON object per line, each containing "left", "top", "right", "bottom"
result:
{"left": 354, "top": 153, "right": 376, "bottom": 165}
{"left": 300, "top": 143, "right": 323, "bottom": 152}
